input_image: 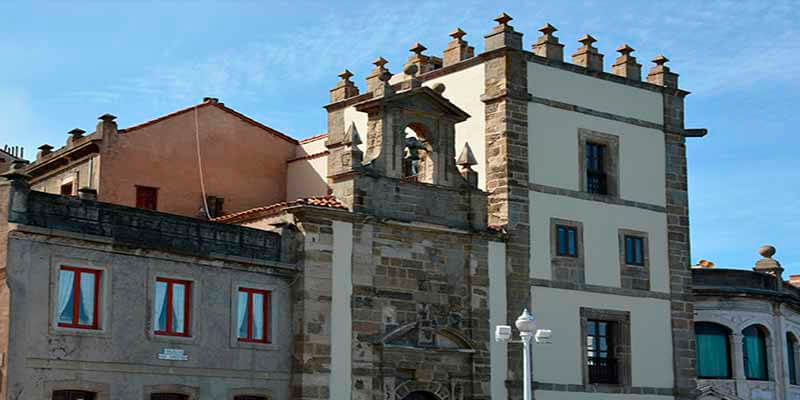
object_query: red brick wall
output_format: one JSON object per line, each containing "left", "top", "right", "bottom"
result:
{"left": 99, "top": 105, "right": 295, "bottom": 217}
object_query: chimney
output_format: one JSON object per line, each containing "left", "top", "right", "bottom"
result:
{"left": 753, "top": 245, "right": 783, "bottom": 279}
{"left": 96, "top": 113, "right": 118, "bottom": 141}
{"left": 36, "top": 144, "right": 54, "bottom": 159}
{"left": 443, "top": 28, "right": 475, "bottom": 67}
{"left": 67, "top": 128, "right": 85, "bottom": 146}
{"left": 572, "top": 34, "right": 604, "bottom": 72}
{"left": 532, "top": 23, "right": 564, "bottom": 61}
{"left": 202, "top": 97, "right": 219, "bottom": 103}
{"left": 484, "top": 12, "right": 523, "bottom": 51}
{"left": 365, "top": 57, "right": 390, "bottom": 94}
{"left": 646, "top": 55, "right": 679, "bottom": 88}
{"left": 611, "top": 44, "right": 642, "bottom": 80}
{"left": 330, "top": 69, "right": 360, "bottom": 102}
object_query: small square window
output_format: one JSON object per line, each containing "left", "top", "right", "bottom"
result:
{"left": 136, "top": 186, "right": 158, "bottom": 210}
{"left": 154, "top": 278, "right": 191, "bottom": 337}
{"left": 624, "top": 236, "right": 645, "bottom": 266}
{"left": 56, "top": 266, "right": 101, "bottom": 330}
{"left": 556, "top": 225, "right": 578, "bottom": 257}
{"left": 237, "top": 287, "right": 271, "bottom": 343}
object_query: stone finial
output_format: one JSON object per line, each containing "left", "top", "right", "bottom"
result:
{"left": 403, "top": 64, "right": 422, "bottom": 89}
{"left": 432, "top": 83, "right": 446, "bottom": 94}
{"left": 338, "top": 69, "right": 354, "bottom": 82}
{"left": 444, "top": 28, "right": 475, "bottom": 67}
{"left": 345, "top": 122, "right": 362, "bottom": 147}
{"left": 1, "top": 159, "right": 31, "bottom": 183}
{"left": 331, "top": 69, "right": 360, "bottom": 102}
{"left": 646, "top": 54, "right": 679, "bottom": 88}
{"left": 494, "top": 12, "right": 513, "bottom": 26}
{"left": 457, "top": 142, "right": 477, "bottom": 168}
{"left": 754, "top": 244, "right": 783, "bottom": 279}
{"left": 410, "top": 42, "right": 427, "bottom": 56}
{"left": 457, "top": 142, "right": 478, "bottom": 187}
{"left": 36, "top": 144, "right": 54, "bottom": 159}
{"left": 366, "top": 57, "right": 391, "bottom": 93}
{"left": 485, "top": 12, "right": 522, "bottom": 51}
{"left": 99, "top": 113, "right": 117, "bottom": 122}
{"left": 450, "top": 28, "right": 466, "bottom": 40}
{"left": 571, "top": 34, "right": 604, "bottom": 72}
{"left": 611, "top": 43, "right": 642, "bottom": 80}
{"left": 532, "top": 22, "right": 564, "bottom": 61}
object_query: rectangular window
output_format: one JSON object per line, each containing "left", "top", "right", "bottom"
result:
{"left": 136, "top": 186, "right": 158, "bottom": 210}
{"left": 624, "top": 236, "right": 645, "bottom": 266}
{"left": 56, "top": 266, "right": 101, "bottom": 330}
{"left": 556, "top": 225, "right": 578, "bottom": 257}
{"left": 60, "top": 182, "right": 74, "bottom": 196}
{"left": 237, "top": 287, "right": 271, "bottom": 343}
{"left": 585, "top": 142, "right": 607, "bottom": 195}
{"left": 587, "top": 319, "right": 618, "bottom": 384}
{"left": 153, "top": 278, "right": 191, "bottom": 336}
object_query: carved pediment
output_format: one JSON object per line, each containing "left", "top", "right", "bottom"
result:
{"left": 355, "top": 86, "right": 470, "bottom": 122}
{"left": 379, "top": 322, "right": 475, "bottom": 352}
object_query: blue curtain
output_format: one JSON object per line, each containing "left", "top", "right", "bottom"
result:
{"left": 696, "top": 322, "right": 730, "bottom": 378}
{"left": 57, "top": 270, "right": 75, "bottom": 323}
{"left": 743, "top": 325, "right": 768, "bottom": 380}
{"left": 237, "top": 291, "right": 248, "bottom": 338}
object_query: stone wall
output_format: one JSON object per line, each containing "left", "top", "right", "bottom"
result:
{"left": 11, "top": 189, "right": 281, "bottom": 262}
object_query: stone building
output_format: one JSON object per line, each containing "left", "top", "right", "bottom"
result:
{"left": 0, "top": 146, "right": 23, "bottom": 173}
{"left": 694, "top": 247, "right": 800, "bottom": 400}
{"left": 0, "top": 11, "right": 710, "bottom": 400}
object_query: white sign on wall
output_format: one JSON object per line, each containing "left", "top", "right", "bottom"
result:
{"left": 158, "top": 348, "right": 188, "bottom": 361}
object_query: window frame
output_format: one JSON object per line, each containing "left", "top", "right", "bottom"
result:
{"left": 153, "top": 277, "right": 192, "bottom": 337}
{"left": 580, "top": 307, "right": 631, "bottom": 388}
{"left": 584, "top": 141, "right": 608, "bottom": 195}
{"left": 617, "top": 229, "right": 651, "bottom": 291}
{"left": 742, "top": 325, "right": 770, "bottom": 381}
{"left": 695, "top": 322, "right": 733, "bottom": 379}
{"left": 549, "top": 218, "right": 585, "bottom": 286}
{"left": 136, "top": 185, "right": 159, "bottom": 211}
{"left": 236, "top": 287, "right": 272, "bottom": 344}
{"left": 578, "top": 128, "right": 620, "bottom": 199}
{"left": 60, "top": 181, "right": 75, "bottom": 196}
{"left": 624, "top": 235, "right": 645, "bottom": 266}
{"left": 788, "top": 332, "right": 799, "bottom": 385}
{"left": 56, "top": 266, "right": 101, "bottom": 330}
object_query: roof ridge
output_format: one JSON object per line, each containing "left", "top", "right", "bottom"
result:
{"left": 212, "top": 195, "right": 345, "bottom": 223}
{"left": 121, "top": 101, "right": 299, "bottom": 144}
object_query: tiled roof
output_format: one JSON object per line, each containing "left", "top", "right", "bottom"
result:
{"left": 212, "top": 196, "right": 346, "bottom": 223}
{"left": 299, "top": 133, "right": 328, "bottom": 144}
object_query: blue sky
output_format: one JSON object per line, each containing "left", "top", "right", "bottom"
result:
{"left": 1, "top": 1, "right": 797, "bottom": 272}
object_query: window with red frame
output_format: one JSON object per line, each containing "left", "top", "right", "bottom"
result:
{"left": 153, "top": 278, "right": 191, "bottom": 336}
{"left": 136, "top": 186, "right": 158, "bottom": 210}
{"left": 236, "top": 287, "right": 271, "bottom": 343}
{"left": 56, "top": 266, "right": 101, "bottom": 329}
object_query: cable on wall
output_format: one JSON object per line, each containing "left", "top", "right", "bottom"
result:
{"left": 194, "top": 106, "right": 211, "bottom": 219}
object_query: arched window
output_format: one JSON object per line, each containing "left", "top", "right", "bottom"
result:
{"left": 788, "top": 332, "right": 798, "bottom": 385}
{"left": 695, "top": 322, "right": 732, "bottom": 378}
{"left": 743, "top": 325, "right": 769, "bottom": 380}
{"left": 402, "top": 124, "right": 432, "bottom": 182}
{"left": 53, "top": 391, "right": 95, "bottom": 400}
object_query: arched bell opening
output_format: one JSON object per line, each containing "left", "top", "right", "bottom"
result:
{"left": 403, "top": 122, "right": 434, "bottom": 183}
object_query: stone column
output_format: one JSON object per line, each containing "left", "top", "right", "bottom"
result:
{"left": 731, "top": 333, "right": 747, "bottom": 396}
{"left": 481, "top": 12, "right": 530, "bottom": 400}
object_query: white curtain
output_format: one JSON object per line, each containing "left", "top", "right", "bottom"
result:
{"left": 79, "top": 272, "right": 96, "bottom": 326}
{"left": 237, "top": 291, "right": 248, "bottom": 338}
{"left": 57, "top": 270, "right": 74, "bottom": 323}
{"left": 154, "top": 281, "right": 167, "bottom": 331}
{"left": 173, "top": 283, "right": 185, "bottom": 333}
{"left": 253, "top": 293, "right": 264, "bottom": 340}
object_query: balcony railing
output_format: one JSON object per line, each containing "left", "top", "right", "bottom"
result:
{"left": 588, "top": 357, "right": 618, "bottom": 384}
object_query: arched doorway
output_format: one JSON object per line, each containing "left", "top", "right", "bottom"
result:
{"left": 401, "top": 391, "right": 439, "bottom": 400}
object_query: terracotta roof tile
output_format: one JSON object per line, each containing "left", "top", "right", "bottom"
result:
{"left": 299, "top": 133, "right": 328, "bottom": 144}
{"left": 213, "top": 196, "right": 346, "bottom": 223}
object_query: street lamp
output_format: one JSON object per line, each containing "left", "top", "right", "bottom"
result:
{"left": 495, "top": 308, "right": 552, "bottom": 400}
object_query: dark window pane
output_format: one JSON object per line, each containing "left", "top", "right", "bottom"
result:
{"left": 587, "top": 319, "right": 618, "bottom": 384}
{"left": 53, "top": 391, "right": 96, "bottom": 400}
{"left": 150, "top": 394, "right": 189, "bottom": 400}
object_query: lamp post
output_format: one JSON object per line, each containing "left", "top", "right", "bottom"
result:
{"left": 495, "top": 308, "right": 551, "bottom": 400}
